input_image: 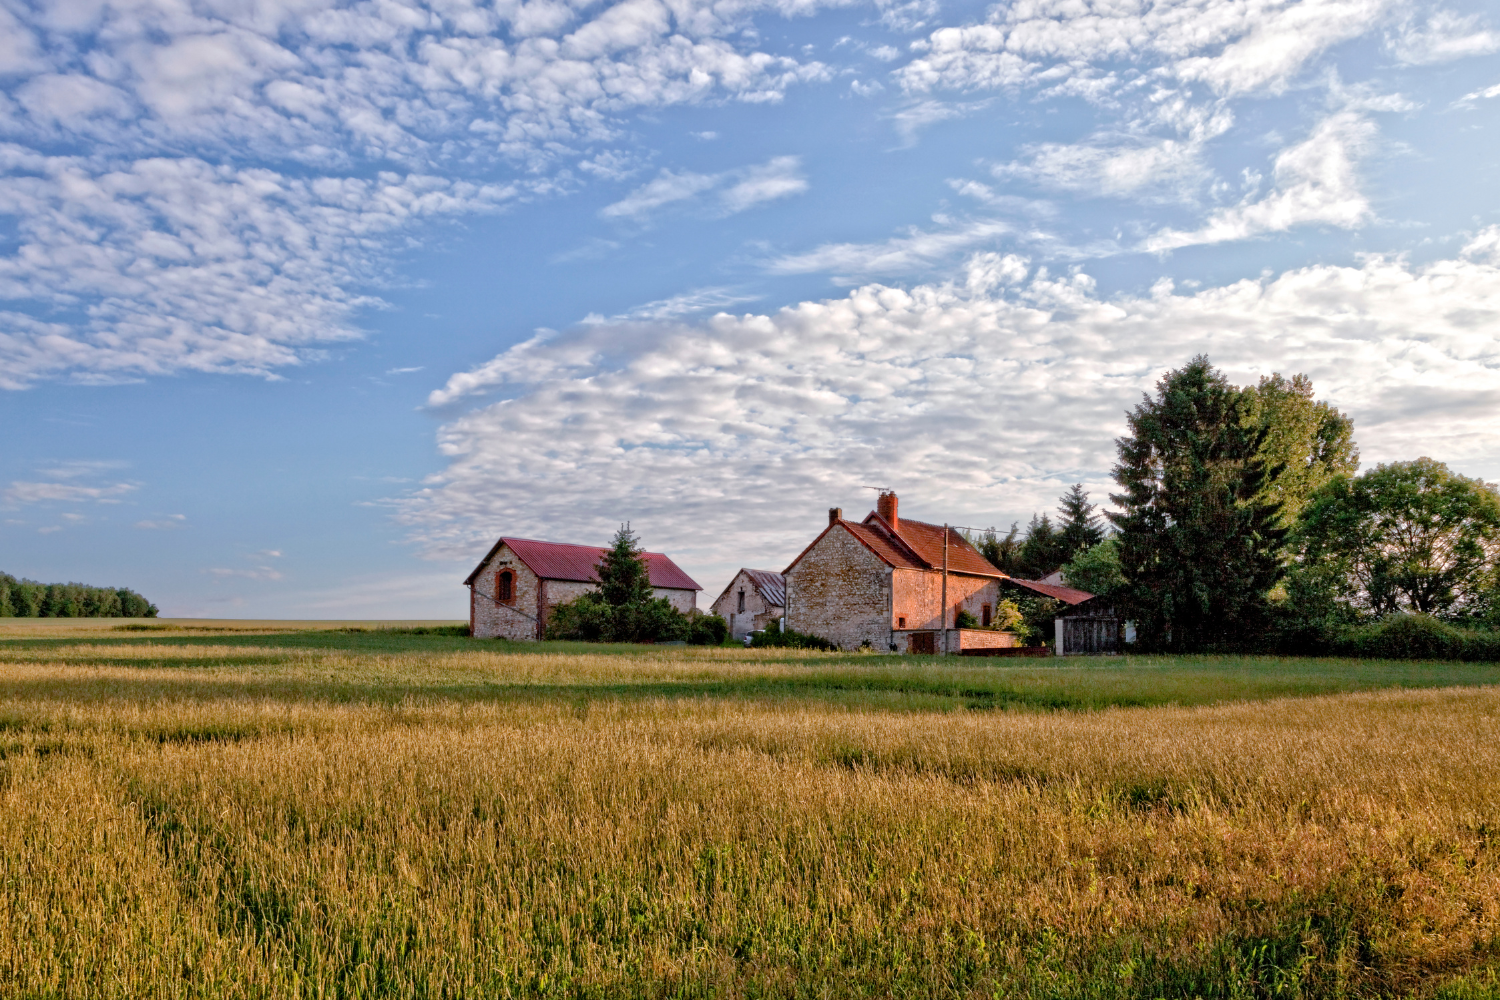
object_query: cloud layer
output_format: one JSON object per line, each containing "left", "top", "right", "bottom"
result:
{"left": 404, "top": 242, "right": 1500, "bottom": 592}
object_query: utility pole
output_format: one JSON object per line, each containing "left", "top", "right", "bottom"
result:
{"left": 940, "top": 523, "right": 949, "bottom": 656}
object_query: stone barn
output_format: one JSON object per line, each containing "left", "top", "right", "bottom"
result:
{"left": 710, "top": 569, "right": 786, "bottom": 641}
{"left": 783, "top": 492, "right": 1012, "bottom": 653}
{"left": 465, "top": 536, "right": 701, "bottom": 640}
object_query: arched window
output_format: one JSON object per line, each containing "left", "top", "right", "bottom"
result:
{"left": 496, "top": 570, "right": 514, "bottom": 604}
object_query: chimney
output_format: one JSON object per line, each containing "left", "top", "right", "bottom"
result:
{"left": 877, "top": 491, "right": 899, "bottom": 530}
{"left": 828, "top": 507, "right": 842, "bottom": 526}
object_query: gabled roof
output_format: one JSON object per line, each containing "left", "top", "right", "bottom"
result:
{"left": 1002, "top": 577, "right": 1095, "bottom": 605}
{"left": 783, "top": 512, "right": 1005, "bottom": 579}
{"left": 712, "top": 568, "right": 787, "bottom": 610}
{"left": 464, "top": 536, "right": 701, "bottom": 590}
{"left": 865, "top": 513, "right": 1003, "bottom": 578}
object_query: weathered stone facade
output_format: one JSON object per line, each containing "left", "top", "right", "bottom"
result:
{"left": 785, "top": 527, "right": 893, "bottom": 650}
{"left": 466, "top": 537, "right": 700, "bottom": 640}
{"left": 710, "top": 569, "right": 786, "bottom": 640}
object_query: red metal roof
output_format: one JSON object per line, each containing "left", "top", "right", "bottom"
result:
{"left": 1002, "top": 578, "right": 1095, "bottom": 605}
{"left": 863, "top": 513, "right": 1004, "bottom": 577}
{"left": 464, "top": 536, "right": 700, "bottom": 590}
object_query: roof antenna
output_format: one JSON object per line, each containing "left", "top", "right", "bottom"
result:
{"left": 862, "top": 485, "right": 891, "bottom": 493}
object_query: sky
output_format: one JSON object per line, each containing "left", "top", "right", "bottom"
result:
{"left": 2, "top": 0, "right": 1499, "bottom": 618}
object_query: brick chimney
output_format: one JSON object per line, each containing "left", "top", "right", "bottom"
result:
{"left": 877, "top": 491, "right": 899, "bottom": 530}
{"left": 828, "top": 506, "right": 842, "bottom": 526}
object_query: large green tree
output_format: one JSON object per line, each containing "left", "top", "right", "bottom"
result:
{"left": 1243, "top": 372, "right": 1359, "bottom": 525}
{"left": 1296, "top": 458, "right": 1500, "bottom": 620}
{"left": 1108, "top": 356, "right": 1287, "bottom": 651}
{"left": 1019, "top": 513, "right": 1066, "bottom": 578}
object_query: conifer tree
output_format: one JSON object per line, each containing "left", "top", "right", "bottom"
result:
{"left": 1056, "top": 484, "right": 1105, "bottom": 565}
{"left": 1019, "top": 513, "right": 1066, "bottom": 577}
{"left": 595, "top": 523, "right": 654, "bottom": 607}
{"left": 1108, "top": 356, "right": 1287, "bottom": 651}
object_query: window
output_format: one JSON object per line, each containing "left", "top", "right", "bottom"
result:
{"left": 897, "top": 616, "right": 906, "bottom": 629}
{"left": 737, "top": 588, "right": 746, "bottom": 613}
{"left": 496, "top": 570, "right": 514, "bottom": 604}
{"left": 982, "top": 604, "right": 992, "bottom": 627}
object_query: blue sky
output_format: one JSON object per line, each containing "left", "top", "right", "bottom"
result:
{"left": 2, "top": 0, "right": 1499, "bottom": 617}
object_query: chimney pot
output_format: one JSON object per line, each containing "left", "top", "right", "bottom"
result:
{"left": 828, "top": 506, "right": 842, "bottom": 526}
{"left": 877, "top": 491, "right": 899, "bottom": 530}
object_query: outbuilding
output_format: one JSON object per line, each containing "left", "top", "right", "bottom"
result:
{"left": 710, "top": 569, "right": 786, "bottom": 641}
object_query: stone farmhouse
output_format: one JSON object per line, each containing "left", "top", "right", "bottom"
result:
{"left": 709, "top": 569, "right": 786, "bottom": 641}
{"left": 465, "top": 536, "right": 701, "bottom": 640}
{"left": 783, "top": 491, "right": 1016, "bottom": 654}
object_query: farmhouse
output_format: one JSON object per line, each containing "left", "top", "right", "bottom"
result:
{"left": 783, "top": 491, "right": 1013, "bottom": 653}
{"left": 465, "top": 536, "right": 701, "bottom": 640}
{"left": 710, "top": 569, "right": 786, "bottom": 641}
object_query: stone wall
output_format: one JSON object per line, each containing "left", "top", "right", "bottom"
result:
{"left": 470, "top": 544, "right": 543, "bottom": 640}
{"left": 786, "top": 527, "right": 892, "bottom": 651}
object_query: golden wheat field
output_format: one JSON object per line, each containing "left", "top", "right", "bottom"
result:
{"left": 1, "top": 624, "right": 1498, "bottom": 998}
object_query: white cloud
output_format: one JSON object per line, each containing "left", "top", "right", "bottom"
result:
{"left": 404, "top": 249, "right": 1500, "bottom": 593}
{"left": 1389, "top": 9, "right": 1500, "bottom": 64}
{"left": 763, "top": 217, "right": 1014, "bottom": 278}
{"left": 897, "top": 0, "right": 1394, "bottom": 100}
{"left": 889, "top": 98, "right": 990, "bottom": 146}
{"left": 600, "top": 155, "right": 807, "bottom": 219}
{"left": 402, "top": 246, "right": 1500, "bottom": 594}
{"left": 0, "top": 152, "right": 519, "bottom": 388}
{"left": 135, "top": 514, "right": 187, "bottom": 529}
{"left": 206, "top": 566, "right": 285, "bottom": 581}
{"left": 4, "top": 480, "right": 138, "bottom": 504}
{"left": 1142, "top": 112, "right": 1375, "bottom": 251}
{"left": 582, "top": 286, "right": 764, "bottom": 325}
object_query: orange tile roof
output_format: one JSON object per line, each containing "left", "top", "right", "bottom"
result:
{"left": 862, "top": 513, "right": 1003, "bottom": 577}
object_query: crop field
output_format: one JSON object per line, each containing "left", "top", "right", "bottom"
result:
{"left": 1, "top": 623, "right": 1499, "bottom": 998}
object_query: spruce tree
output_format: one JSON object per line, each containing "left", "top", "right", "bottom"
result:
{"left": 596, "top": 523, "right": 654, "bottom": 607}
{"left": 979, "top": 523, "right": 1025, "bottom": 576}
{"left": 1108, "top": 356, "right": 1287, "bottom": 651}
{"left": 1019, "top": 513, "right": 1065, "bottom": 577}
{"left": 1056, "top": 484, "right": 1105, "bottom": 565}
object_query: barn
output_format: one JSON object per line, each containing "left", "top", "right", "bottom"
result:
{"left": 465, "top": 536, "right": 700, "bottom": 640}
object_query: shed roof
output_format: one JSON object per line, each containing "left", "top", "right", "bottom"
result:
{"left": 464, "top": 536, "right": 701, "bottom": 591}
{"left": 1002, "top": 577, "right": 1095, "bottom": 606}
{"left": 743, "top": 569, "right": 786, "bottom": 608}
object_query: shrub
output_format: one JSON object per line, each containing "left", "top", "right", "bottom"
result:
{"left": 954, "top": 609, "right": 979, "bottom": 630}
{"left": 748, "top": 620, "right": 837, "bottom": 651}
{"left": 1333, "top": 613, "right": 1500, "bottom": 661}
{"left": 688, "top": 612, "right": 729, "bottom": 646}
{"left": 544, "top": 593, "right": 692, "bottom": 643}
{"left": 544, "top": 593, "right": 618, "bottom": 642}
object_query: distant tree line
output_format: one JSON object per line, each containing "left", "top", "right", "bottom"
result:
{"left": 985, "top": 356, "right": 1500, "bottom": 658}
{"left": 544, "top": 525, "right": 728, "bottom": 645}
{"left": 0, "top": 573, "right": 158, "bottom": 618}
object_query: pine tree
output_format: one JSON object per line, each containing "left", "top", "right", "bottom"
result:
{"left": 1056, "top": 484, "right": 1105, "bottom": 565}
{"left": 595, "top": 523, "right": 654, "bottom": 607}
{"left": 1108, "top": 356, "right": 1287, "bottom": 651}
{"left": 1019, "top": 513, "right": 1065, "bottom": 578}
{"left": 979, "top": 523, "right": 1025, "bottom": 576}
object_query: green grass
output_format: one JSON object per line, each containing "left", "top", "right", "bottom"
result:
{"left": 3, "top": 630, "right": 1496, "bottom": 713}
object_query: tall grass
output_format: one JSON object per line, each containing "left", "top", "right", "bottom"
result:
{"left": 0, "top": 637, "right": 1498, "bottom": 997}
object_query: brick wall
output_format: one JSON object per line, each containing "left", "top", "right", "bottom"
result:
{"left": 711, "top": 570, "right": 784, "bottom": 640}
{"left": 786, "top": 527, "right": 892, "bottom": 651}
{"left": 891, "top": 569, "right": 999, "bottom": 631}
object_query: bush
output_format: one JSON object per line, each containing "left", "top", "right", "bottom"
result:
{"left": 688, "top": 612, "right": 729, "bottom": 646}
{"left": 954, "top": 609, "right": 979, "bottom": 630}
{"left": 544, "top": 593, "right": 692, "bottom": 643}
{"left": 748, "top": 619, "right": 837, "bottom": 651}
{"left": 1333, "top": 613, "right": 1500, "bottom": 661}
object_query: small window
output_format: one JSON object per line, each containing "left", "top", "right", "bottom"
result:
{"left": 737, "top": 588, "right": 746, "bottom": 614}
{"left": 897, "top": 616, "right": 906, "bottom": 629}
{"left": 496, "top": 570, "right": 514, "bottom": 604}
{"left": 982, "top": 604, "right": 992, "bottom": 627}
